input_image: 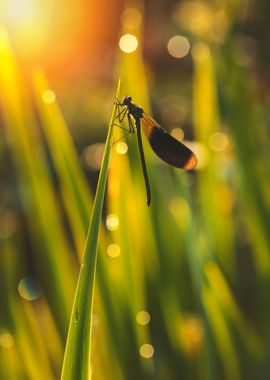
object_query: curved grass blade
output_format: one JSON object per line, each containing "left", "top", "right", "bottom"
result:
{"left": 61, "top": 80, "right": 121, "bottom": 379}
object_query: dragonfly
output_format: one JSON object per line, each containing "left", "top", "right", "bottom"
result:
{"left": 114, "top": 96, "right": 197, "bottom": 206}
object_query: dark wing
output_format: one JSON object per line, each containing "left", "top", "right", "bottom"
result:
{"left": 141, "top": 113, "right": 197, "bottom": 169}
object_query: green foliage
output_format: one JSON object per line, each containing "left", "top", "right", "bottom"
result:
{"left": 1, "top": 3, "right": 270, "bottom": 380}
{"left": 60, "top": 80, "right": 120, "bottom": 379}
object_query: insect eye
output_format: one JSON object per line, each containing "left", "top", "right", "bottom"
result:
{"left": 127, "top": 96, "right": 132, "bottom": 102}
{"left": 122, "top": 96, "right": 132, "bottom": 105}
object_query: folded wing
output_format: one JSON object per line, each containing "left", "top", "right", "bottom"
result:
{"left": 141, "top": 113, "right": 197, "bottom": 169}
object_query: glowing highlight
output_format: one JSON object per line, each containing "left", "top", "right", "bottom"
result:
{"left": 167, "top": 35, "right": 190, "bottom": 58}
{"left": 119, "top": 34, "right": 138, "bottom": 53}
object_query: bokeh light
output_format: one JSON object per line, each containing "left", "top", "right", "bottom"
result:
{"left": 136, "top": 311, "right": 151, "bottom": 325}
{"left": 0, "top": 0, "right": 269, "bottom": 378}
{"left": 180, "top": 315, "right": 204, "bottom": 355}
{"left": 167, "top": 35, "right": 190, "bottom": 58}
{"left": 18, "top": 277, "right": 41, "bottom": 301}
{"left": 121, "top": 8, "right": 142, "bottom": 29}
{"left": 81, "top": 143, "right": 105, "bottom": 171}
{"left": 139, "top": 343, "right": 154, "bottom": 358}
{"left": 0, "top": 331, "right": 14, "bottom": 349}
{"left": 107, "top": 243, "right": 121, "bottom": 258}
{"left": 171, "top": 128, "right": 185, "bottom": 141}
{"left": 119, "top": 34, "right": 138, "bottom": 53}
{"left": 42, "top": 89, "right": 56, "bottom": 104}
{"left": 187, "top": 141, "right": 209, "bottom": 169}
{"left": 116, "top": 142, "right": 128, "bottom": 155}
{"left": 174, "top": 1, "right": 212, "bottom": 36}
{"left": 106, "top": 214, "right": 119, "bottom": 231}
{"left": 209, "top": 131, "right": 229, "bottom": 152}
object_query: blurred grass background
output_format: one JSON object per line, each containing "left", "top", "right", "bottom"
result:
{"left": 1, "top": 0, "right": 270, "bottom": 379}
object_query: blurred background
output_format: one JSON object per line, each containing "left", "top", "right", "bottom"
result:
{"left": 1, "top": 0, "right": 270, "bottom": 379}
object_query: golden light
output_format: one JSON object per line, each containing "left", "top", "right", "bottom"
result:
{"left": 119, "top": 34, "right": 138, "bottom": 53}
{"left": 174, "top": 1, "right": 212, "bottom": 36}
{"left": 136, "top": 311, "right": 151, "bottom": 325}
{"left": 209, "top": 132, "right": 229, "bottom": 152}
{"left": 106, "top": 214, "right": 119, "bottom": 231}
{"left": 169, "top": 197, "right": 191, "bottom": 227}
{"left": 214, "top": 185, "right": 235, "bottom": 213}
{"left": 171, "top": 128, "right": 185, "bottom": 141}
{"left": 174, "top": 1, "right": 228, "bottom": 42}
{"left": 180, "top": 314, "right": 204, "bottom": 355}
{"left": 3, "top": 0, "right": 40, "bottom": 25}
{"left": 116, "top": 142, "right": 128, "bottom": 155}
{"left": 186, "top": 141, "right": 209, "bottom": 169}
{"left": 107, "top": 243, "right": 121, "bottom": 258}
{"left": 121, "top": 8, "right": 142, "bottom": 29}
{"left": 139, "top": 343, "right": 154, "bottom": 359}
{"left": 0, "top": 0, "right": 52, "bottom": 58}
{"left": 167, "top": 35, "right": 190, "bottom": 59}
{"left": 0, "top": 1, "right": 122, "bottom": 73}
{"left": 0, "top": 331, "right": 14, "bottom": 349}
{"left": 192, "top": 42, "right": 210, "bottom": 63}
{"left": 42, "top": 89, "right": 56, "bottom": 104}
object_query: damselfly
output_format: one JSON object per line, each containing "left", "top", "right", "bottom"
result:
{"left": 114, "top": 96, "right": 197, "bottom": 206}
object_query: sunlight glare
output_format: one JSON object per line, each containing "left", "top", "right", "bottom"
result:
{"left": 4, "top": 0, "right": 39, "bottom": 25}
{"left": 1, "top": 0, "right": 51, "bottom": 57}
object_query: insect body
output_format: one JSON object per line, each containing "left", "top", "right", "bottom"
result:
{"left": 115, "top": 96, "right": 197, "bottom": 206}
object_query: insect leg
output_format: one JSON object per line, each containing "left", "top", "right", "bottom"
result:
{"left": 111, "top": 130, "right": 132, "bottom": 146}
{"left": 127, "top": 113, "right": 135, "bottom": 134}
{"left": 111, "top": 106, "right": 135, "bottom": 146}
{"left": 111, "top": 113, "right": 133, "bottom": 146}
{"left": 115, "top": 106, "right": 128, "bottom": 123}
{"left": 114, "top": 96, "right": 121, "bottom": 105}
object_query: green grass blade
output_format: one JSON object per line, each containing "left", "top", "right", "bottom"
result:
{"left": 32, "top": 70, "right": 92, "bottom": 257}
{"left": 0, "top": 29, "right": 76, "bottom": 337}
{"left": 202, "top": 285, "right": 241, "bottom": 380}
{"left": 60, "top": 80, "right": 120, "bottom": 380}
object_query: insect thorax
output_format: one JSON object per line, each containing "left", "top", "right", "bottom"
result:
{"left": 129, "top": 104, "right": 144, "bottom": 119}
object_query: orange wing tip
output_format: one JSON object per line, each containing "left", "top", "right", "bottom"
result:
{"left": 184, "top": 154, "right": 198, "bottom": 170}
